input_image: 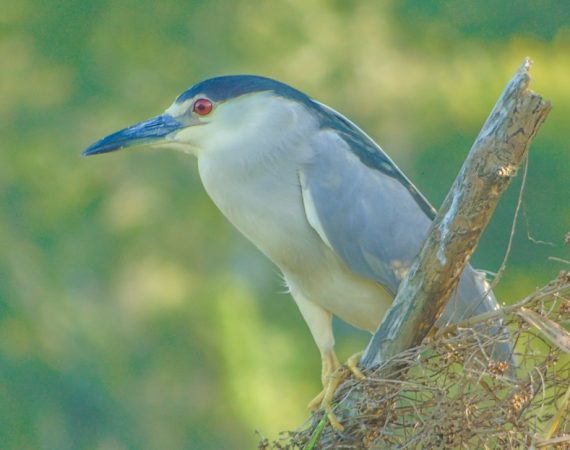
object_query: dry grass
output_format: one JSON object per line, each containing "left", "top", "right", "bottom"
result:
{"left": 259, "top": 271, "right": 570, "bottom": 449}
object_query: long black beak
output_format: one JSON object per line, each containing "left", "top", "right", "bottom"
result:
{"left": 82, "top": 114, "right": 183, "bottom": 156}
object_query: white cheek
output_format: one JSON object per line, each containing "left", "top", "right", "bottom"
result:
{"left": 165, "top": 99, "right": 193, "bottom": 117}
{"left": 211, "top": 100, "right": 299, "bottom": 148}
{"left": 152, "top": 141, "right": 196, "bottom": 154}
{"left": 169, "top": 125, "right": 211, "bottom": 153}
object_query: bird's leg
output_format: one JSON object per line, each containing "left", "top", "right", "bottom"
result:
{"left": 308, "top": 350, "right": 366, "bottom": 408}
{"left": 307, "top": 349, "right": 340, "bottom": 410}
{"left": 346, "top": 350, "right": 366, "bottom": 381}
{"left": 307, "top": 348, "right": 347, "bottom": 431}
{"left": 308, "top": 349, "right": 367, "bottom": 431}
{"left": 290, "top": 294, "right": 336, "bottom": 407}
{"left": 289, "top": 293, "right": 365, "bottom": 430}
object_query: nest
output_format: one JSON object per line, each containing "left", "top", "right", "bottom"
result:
{"left": 259, "top": 271, "right": 570, "bottom": 449}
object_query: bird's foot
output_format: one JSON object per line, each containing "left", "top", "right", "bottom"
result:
{"left": 346, "top": 350, "right": 366, "bottom": 381}
{"left": 308, "top": 351, "right": 366, "bottom": 431}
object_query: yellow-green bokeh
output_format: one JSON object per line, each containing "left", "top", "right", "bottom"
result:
{"left": 1, "top": 1, "right": 569, "bottom": 448}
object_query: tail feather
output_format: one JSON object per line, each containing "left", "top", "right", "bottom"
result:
{"left": 438, "top": 265, "right": 515, "bottom": 369}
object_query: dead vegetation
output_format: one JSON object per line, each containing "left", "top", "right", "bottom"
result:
{"left": 259, "top": 270, "right": 570, "bottom": 449}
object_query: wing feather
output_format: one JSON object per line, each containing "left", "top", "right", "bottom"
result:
{"left": 299, "top": 104, "right": 512, "bottom": 361}
{"left": 300, "top": 129, "right": 431, "bottom": 295}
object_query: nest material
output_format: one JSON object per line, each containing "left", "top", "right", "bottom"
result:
{"left": 260, "top": 272, "right": 570, "bottom": 450}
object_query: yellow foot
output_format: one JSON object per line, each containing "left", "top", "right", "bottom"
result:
{"left": 321, "top": 365, "right": 349, "bottom": 431}
{"left": 307, "top": 351, "right": 367, "bottom": 431}
{"left": 346, "top": 351, "right": 366, "bottom": 381}
{"left": 307, "top": 388, "right": 325, "bottom": 411}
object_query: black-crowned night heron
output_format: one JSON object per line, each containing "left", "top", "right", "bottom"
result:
{"left": 84, "top": 75, "right": 511, "bottom": 429}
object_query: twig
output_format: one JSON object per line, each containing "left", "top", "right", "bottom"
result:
{"left": 488, "top": 155, "right": 529, "bottom": 290}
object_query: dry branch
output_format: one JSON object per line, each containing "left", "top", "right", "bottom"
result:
{"left": 361, "top": 58, "right": 551, "bottom": 368}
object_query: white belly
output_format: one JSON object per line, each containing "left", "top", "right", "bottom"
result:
{"left": 283, "top": 249, "right": 393, "bottom": 332}
{"left": 198, "top": 156, "right": 391, "bottom": 332}
{"left": 198, "top": 153, "right": 321, "bottom": 272}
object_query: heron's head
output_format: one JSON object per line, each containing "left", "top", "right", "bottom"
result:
{"left": 83, "top": 75, "right": 316, "bottom": 158}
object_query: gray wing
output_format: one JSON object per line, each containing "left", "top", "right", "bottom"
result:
{"left": 300, "top": 128, "right": 432, "bottom": 297}
{"left": 300, "top": 124, "right": 512, "bottom": 362}
{"left": 300, "top": 106, "right": 504, "bottom": 327}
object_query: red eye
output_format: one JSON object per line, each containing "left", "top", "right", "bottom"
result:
{"left": 193, "top": 98, "right": 213, "bottom": 115}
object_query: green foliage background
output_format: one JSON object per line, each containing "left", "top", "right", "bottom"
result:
{"left": 1, "top": 1, "right": 569, "bottom": 448}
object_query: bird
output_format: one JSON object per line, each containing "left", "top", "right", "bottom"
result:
{"left": 84, "top": 75, "right": 512, "bottom": 429}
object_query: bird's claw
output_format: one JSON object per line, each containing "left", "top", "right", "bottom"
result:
{"left": 307, "top": 389, "right": 325, "bottom": 411}
{"left": 308, "top": 351, "right": 367, "bottom": 431}
{"left": 346, "top": 350, "right": 366, "bottom": 381}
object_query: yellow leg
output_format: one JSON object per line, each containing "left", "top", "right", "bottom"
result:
{"left": 307, "top": 389, "right": 325, "bottom": 411}
{"left": 346, "top": 350, "right": 366, "bottom": 381}
{"left": 308, "top": 349, "right": 340, "bottom": 410}
{"left": 320, "top": 365, "right": 349, "bottom": 431}
{"left": 308, "top": 350, "right": 367, "bottom": 431}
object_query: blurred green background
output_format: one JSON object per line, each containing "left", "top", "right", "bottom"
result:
{"left": 1, "top": 0, "right": 569, "bottom": 448}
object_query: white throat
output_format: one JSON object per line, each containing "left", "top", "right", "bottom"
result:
{"left": 194, "top": 94, "right": 319, "bottom": 268}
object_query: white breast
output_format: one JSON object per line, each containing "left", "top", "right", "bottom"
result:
{"left": 197, "top": 142, "right": 319, "bottom": 271}
{"left": 195, "top": 94, "right": 392, "bottom": 332}
{"left": 198, "top": 147, "right": 392, "bottom": 332}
